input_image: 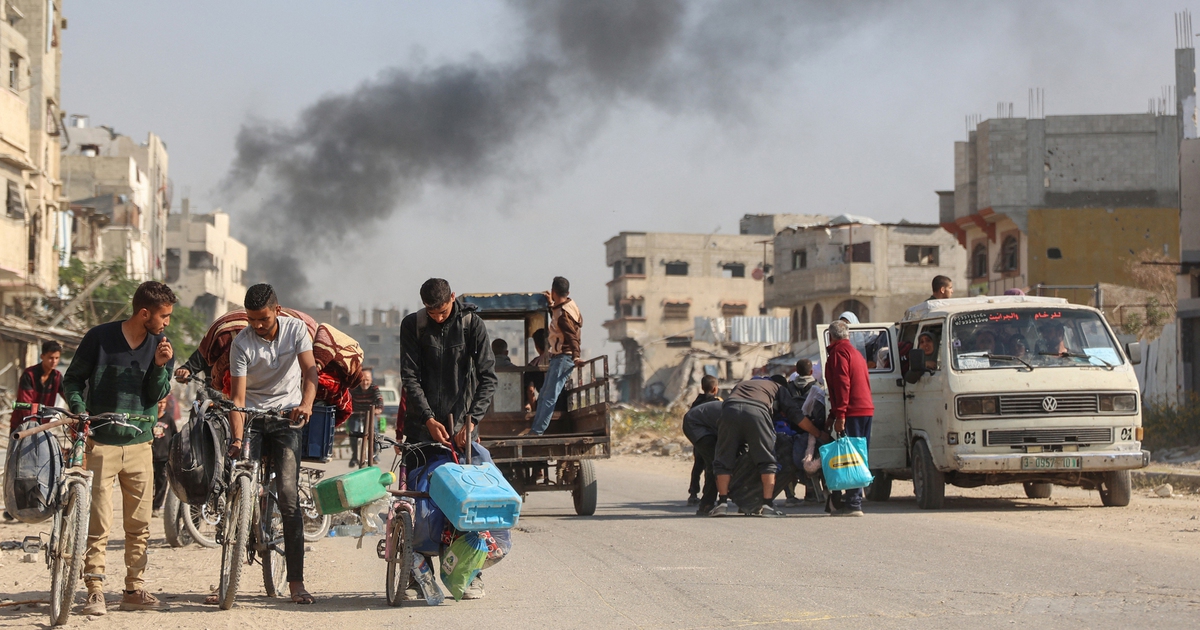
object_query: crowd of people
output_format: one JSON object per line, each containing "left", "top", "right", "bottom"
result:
{"left": 7, "top": 271, "right": 588, "bottom": 615}
{"left": 683, "top": 317, "right": 877, "bottom": 518}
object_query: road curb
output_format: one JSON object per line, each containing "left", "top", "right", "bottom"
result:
{"left": 1133, "top": 469, "right": 1200, "bottom": 493}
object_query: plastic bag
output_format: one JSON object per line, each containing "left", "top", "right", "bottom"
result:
{"left": 819, "top": 436, "right": 873, "bottom": 491}
{"left": 440, "top": 532, "right": 489, "bottom": 600}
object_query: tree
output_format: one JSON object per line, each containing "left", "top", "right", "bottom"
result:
{"left": 59, "top": 257, "right": 207, "bottom": 359}
{"left": 1121, "top": 248, "right": 1178, "bottom": 340}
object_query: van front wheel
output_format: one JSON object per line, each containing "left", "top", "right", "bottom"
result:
{"left": 1099, "top": 470, "right": 1132, "bottom": 507}
{"left": 1023, "top": 482, "right": 1053, "bottom": 499}
{"left": 912, "top": 440, "right": 945, "bottom": 510}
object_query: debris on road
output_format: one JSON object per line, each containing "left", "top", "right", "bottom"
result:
{"left": 1156, "top": 484, "right": 1175, "bottom": 497}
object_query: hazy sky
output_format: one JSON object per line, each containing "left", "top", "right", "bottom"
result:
{"left": 61, "top": 1, "right": 1200, "bottom": 361}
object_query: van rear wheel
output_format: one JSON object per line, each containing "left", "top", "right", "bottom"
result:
{"left": 1023, "top": 482, "right": 1053, "bottom": 499}
{"left": 912, "top": 440, "right": 945, "bottom": 510}
{"left": 1099, "top": 470, "right": 1132, "bottom": 507}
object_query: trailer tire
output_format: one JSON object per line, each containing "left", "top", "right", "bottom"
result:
{"left": 1099, "top": 470, "right": 1132, "bottom": 507}
{"left": 912, "top": 439, "right": 945, "bottom": 510}
{"left": 865, "top": 471, "right": 892, "bottom": 502}
{"left": 1023, "top": 481, "right": 1053, "bottom": 499}
{"left": 572, "top": 460, "right": 597, "bottom": 516}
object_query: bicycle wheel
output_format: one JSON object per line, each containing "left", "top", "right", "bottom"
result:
{"left": 163, "top": 491, "right": 193, "bottom": 547}
{"left": 185, "top": 495, "right": 223, "bottom": 548}
{"left": 50, "top": 481, "right": 90, "bottom": 626}
{"left": 299, "top": 484, "right": 330, "bottom": 542}
{"left": 260, "top": 491, "right": 287, "bottom": 597}
{"left": 385, "top": 510, "right": 415, "bottom": 606}
{"left": 218, "top": 476, "right": 253, "bottom": 610}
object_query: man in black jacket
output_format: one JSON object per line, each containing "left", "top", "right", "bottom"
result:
{"left": 400, "top": 278, "right": 498, "bottom": 451}
{"left": 399, "top": 278, "right": 497, "bottom": 601}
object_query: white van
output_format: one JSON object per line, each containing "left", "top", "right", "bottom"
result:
{"left": 817, "top": 295, "right": 1148, "bottom": 509}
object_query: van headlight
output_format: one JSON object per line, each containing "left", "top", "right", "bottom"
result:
{"left": 1099, "top": 394, "right": 1138, "bottom": 413}
{"left": 957, "top": 396, "right": 1000, "bottom": 417}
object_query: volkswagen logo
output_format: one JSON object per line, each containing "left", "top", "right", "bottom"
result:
{"left": 1042, "top": 396, "right": 1059, "bottom": 412}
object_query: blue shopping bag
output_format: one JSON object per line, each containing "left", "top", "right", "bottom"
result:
{"left": 819, "top": 436, "right": 873, "bottom": 491}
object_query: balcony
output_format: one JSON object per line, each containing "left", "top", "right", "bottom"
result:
{"left": 603, "top": 317, "right": 646, "bottom": 342}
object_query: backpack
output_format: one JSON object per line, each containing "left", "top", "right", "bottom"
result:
{"left": 167, "top": 400, "right": 230, "bottom": 506}
{"left": 3, "top": 419, "right": 63, "bottom": 523}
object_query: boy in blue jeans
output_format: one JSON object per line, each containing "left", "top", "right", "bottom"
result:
{"left": 521, "top": 277, "right": 583, "bottom": 436}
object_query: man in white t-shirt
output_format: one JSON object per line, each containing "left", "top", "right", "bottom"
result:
{"left": 227, "top": 283, "right": 319, "bottom": 605}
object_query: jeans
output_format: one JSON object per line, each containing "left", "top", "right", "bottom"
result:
{"left": 688, "top": 455, "right": 704, "bottom": 495}
{"left": 152, "top": 458, "right": 169, "bottom": 511}
{"left": 248, "top": 419, "right": 305, "bottom": 583}
{"left": 691, "top": 435, "right": 718, "bottom": 507}
{"left": 347, "top": 413, "right": 366, "bottom": 463}
{"left": 531, "top": 354, "right": 574, "bottom": 435}
{"left": 831, "top": 415, "right": 873, "bottom": 511}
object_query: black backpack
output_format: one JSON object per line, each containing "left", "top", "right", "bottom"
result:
{"left": 3, "top": 419, "right": 63, "bottom": 523}
{"left": 167, "top": 401, "right": 229, "bottom": 506}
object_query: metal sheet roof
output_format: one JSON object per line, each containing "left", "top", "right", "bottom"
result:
{"left": 461, "top": 293, "right": 549, "bottom": 314}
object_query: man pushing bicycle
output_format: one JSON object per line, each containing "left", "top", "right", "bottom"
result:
{"left": 222, "top": 283, "right": 319, "bottom": 605}
{"left": 64, "top": 282, "right": 176, "bottom": 616}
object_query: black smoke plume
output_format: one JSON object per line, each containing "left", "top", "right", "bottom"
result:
{"left": 225, "top": 0, "right": 871, "bottom": 302}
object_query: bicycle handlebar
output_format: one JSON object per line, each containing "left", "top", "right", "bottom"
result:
{"left": 12, "top": 408, "right": 148, "bottom": 440}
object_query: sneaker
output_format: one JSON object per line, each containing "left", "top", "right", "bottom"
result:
{"left": 784, "top": 497, "right": 802, "bottom": 508}
{"left": 686, "top": 493, "right": 699, "bottom": 506}
{"left": 708, "top": 502, "right": 729, "bottom": 517}
{"left": 119, "top": 589, "right": 170, "bottom": 611}
{"left": 348, "top": 459, "right": 359, "bottom": 468}
{"left": 463, "top": 576, "right": 485, "bottom": 600}
{"left": 752, "top": 504, "right": 787, "bottom": 518}
{"left": 695, "top": 503, "right": 714, "bottom": 516}
{"left": 152, "top": 509, "right": 162, "bottom": 519}
{"left": 83, "top": 591, "right": 107, "bottom": 616}
{"left": 832, "top": 507, "right": 864, "bottom": 517}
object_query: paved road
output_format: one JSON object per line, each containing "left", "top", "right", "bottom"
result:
{"left": 3, "top": 456, "right": 1200, "bottom": 628}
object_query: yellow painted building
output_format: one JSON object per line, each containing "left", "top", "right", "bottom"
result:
{"left": 1026, "top": 207, "right": 1179, "bottom": 288}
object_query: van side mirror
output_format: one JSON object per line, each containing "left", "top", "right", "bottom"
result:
{"left": 1125, "top": 342, "right": 1142, "bottom": 366}
{"left": 905, "top": 348, "right": 926, "bottom": 384}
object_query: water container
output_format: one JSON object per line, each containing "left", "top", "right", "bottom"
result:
{"left": 314, "top": 466, "right": 396, "bottom": 515}
{"left": 301, "top": 404, "right": 336, "bottom": 463}
{"left": 429, "top": 462, "right": 521, "bottom": 531}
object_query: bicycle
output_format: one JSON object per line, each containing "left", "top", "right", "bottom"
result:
{"left": 216, "top": 406, "right": 302, "bottom": 609}
{"left": 372, "top": 434, "right": 459, "bottom": 606}
{"left": 11, "top": 404, "right": 147, "bottom": 626}
{"left": 299, "top": 466, "right": 330, "bottom": 541}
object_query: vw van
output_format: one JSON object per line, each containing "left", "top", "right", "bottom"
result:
{"left": 818, "top": 295, "right": 1148, "bottom": 509}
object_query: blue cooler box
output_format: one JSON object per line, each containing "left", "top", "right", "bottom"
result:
{"left": 429, "top": 462, "right": 522, "bottom": 531}
{"left": 301, "top": 404, "right": 336, "bottom": 463}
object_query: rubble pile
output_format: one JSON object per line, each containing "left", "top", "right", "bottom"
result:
{"left": 613, "top": 432, "right": 692, "bottom": 459}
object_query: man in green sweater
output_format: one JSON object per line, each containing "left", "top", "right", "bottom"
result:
{"left": 64, "top": 281, "right": 176, "bottom": 616}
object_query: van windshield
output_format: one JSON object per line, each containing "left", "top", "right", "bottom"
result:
{"left": 950, "top": 308, "right": 1122, "bottom": 370}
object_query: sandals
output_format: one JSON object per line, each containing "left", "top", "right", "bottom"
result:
{"left": 290, "top": 590, "right": 315, "bottom": 605}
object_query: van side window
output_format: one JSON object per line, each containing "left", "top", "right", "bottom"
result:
{"left": 916, "top": 323, "right": 944, "bottom": 371}
{"left": 898, "top": 322, "right": 918, "bottom": 374}
{"left": 848, "top": 329, "right": 892, "bottom": 373}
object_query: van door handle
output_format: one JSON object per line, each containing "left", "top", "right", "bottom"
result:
{"left": 904, "top": 393, "right": 915, "bottom": 400}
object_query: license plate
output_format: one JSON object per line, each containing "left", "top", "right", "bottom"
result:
{"left": 1021, "top": 456, "right": 1081, "bottom": 470}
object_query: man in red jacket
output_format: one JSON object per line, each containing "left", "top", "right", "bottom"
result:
{"left": 824, "top": 319, "right": 875, "bottom": 517}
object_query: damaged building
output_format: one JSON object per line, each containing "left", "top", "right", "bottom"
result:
{"left": 0, "top": 1, "right": 72, "bottom": 391}
{"left": 764, "top": 216, "right": 968, "bottom": 361}
{"left": 604, "top": 214, "right": 808, "bottom": 404}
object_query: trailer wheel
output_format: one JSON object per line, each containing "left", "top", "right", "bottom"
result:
{"left": 1099, "top": 470, "right": 1132, "bottom": 507}
{"left": 865, "top": 471, "right": 892, "bottom": 502}
{"left": 1023, "top": 482, "right": 1053, "bottom": 499}
{"left": 572, "top": 460, "right": 597, "bottom": 516}
{"left": 912, "top": 439, "right": 945, "bottom": 510}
